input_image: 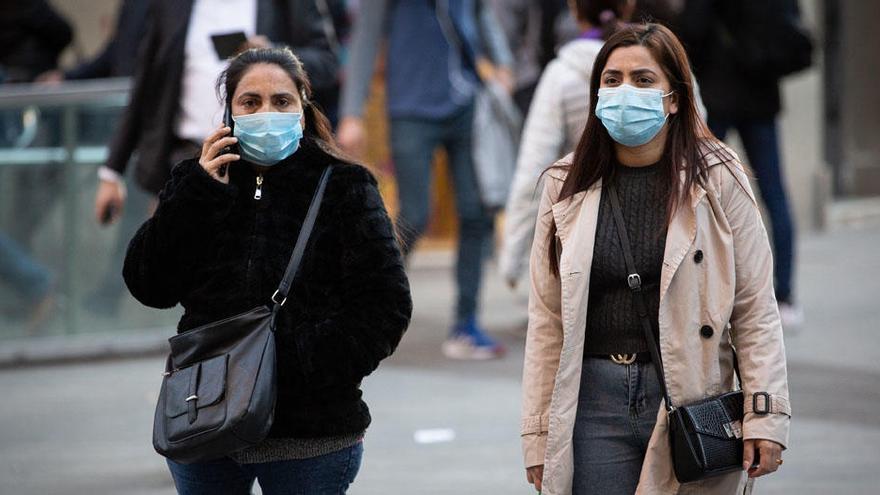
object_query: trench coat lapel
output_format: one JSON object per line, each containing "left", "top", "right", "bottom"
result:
{"left": 660, "top": 180, "right": 707, "bottom": 304}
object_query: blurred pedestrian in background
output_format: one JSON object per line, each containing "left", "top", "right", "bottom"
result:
{"left": 32, "top": 0, "right": 153, "bottom": 319}
{"left": 0, "top": 0, "right": 73, "bottom": 237}
{"left": 0, "top": 0, "right": 73, "bottom": 331}
{"left": 94, "top": 0, "right": 338, "bottom": 229}
{"left": 500, "top": 0, "right": 636, "bottom": 289}
{"left": 311, "top": 0, "right": 351, "bottom": 129}
{"left": 676, "top": 0, "right": 813, "bottom": 330}
{"left": 488, "top": 0, "right": 574, "bottom": 115}
{"left": 35, "top": 0, "right": 150, "bottom": 83}
{"left": 338, "top": 0, "right": 514, "bottom": 360}
{"left": 521, "top": 24, "right": 790, "bottom": 494}
{"left": 0, "top": 232, "right": 53, "bottom": 334}
{"left": 0, "top": 0, "right": 72, "bottom": 84}
{"left": 123, "top": 47, "right": 411, "bottom": 494}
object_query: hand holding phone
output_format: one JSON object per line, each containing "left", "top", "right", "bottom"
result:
{"left": 199, "top": 119, "right": 240, "bottom": 184}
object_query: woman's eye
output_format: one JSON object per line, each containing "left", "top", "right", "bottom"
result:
{"left": 276, "top": 98, "right": 289, "bottom": 107}
{"left": 242, "top": 100, "right": 256, "bottom": 108}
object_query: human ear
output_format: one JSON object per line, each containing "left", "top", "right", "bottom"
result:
{"left": 667, "top": 91, "right": 679, "bottom": 116}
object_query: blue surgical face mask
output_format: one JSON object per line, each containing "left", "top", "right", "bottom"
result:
{"left": 233, "top": 112, "right": 303, "bottom": 166}
{"left": 595, "top": 84, "right": 673, "bottom": 147}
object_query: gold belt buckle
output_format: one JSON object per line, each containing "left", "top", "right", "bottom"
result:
{"left": 610, "top": 353, "right": 637, "bottom": 365}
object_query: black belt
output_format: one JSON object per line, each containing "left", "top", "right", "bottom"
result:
{"left": 585, "top": 352, "right": 652, "bottom": 364}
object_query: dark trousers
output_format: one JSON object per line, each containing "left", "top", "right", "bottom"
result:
{"left": 708, "top": 117, "right": 795, "bottom": 303}
{"left": 389, "top": 106, "right": 493, "bottom": 323}
{"left": 166, "top": 442, "right": 363, "bottom": 495}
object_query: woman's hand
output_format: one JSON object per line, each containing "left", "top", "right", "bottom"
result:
{"left": 526, "top": 465, "right": 544, "bottom": 492}
{"left": 743, "top": 439, "right": 784, "bottom": 478}
{"left": 199, "top": 125, "right": 240, "bottom": 184}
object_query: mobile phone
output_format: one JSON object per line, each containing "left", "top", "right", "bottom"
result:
{"left": 218, "top": 104, "right": 238, "bottom": 178}
{"left": 100, "top": 204, "right": 117, "bottom": 226}
{"left": 211, "top": 31, "right": 248, "bottom": 60}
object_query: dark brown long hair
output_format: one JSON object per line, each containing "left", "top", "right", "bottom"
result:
{"left": 546, "top": 23, "right": 729, "bottom": 276}
{"left": 216, "top": 47, "right": 353, "bottom": 164}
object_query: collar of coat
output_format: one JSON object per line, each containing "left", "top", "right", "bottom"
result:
{"left": 544, "top": 141, "right": 750, "bottom": 302}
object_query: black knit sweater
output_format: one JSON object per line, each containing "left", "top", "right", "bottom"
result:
{"left": 123, "top": 138, "right": 412, "bottom": 439}
{"left": 585, "top": 162, "right": 668, "bottom": 355}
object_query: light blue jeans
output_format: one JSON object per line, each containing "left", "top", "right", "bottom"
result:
{"left": 572, "top": 357, "right": 662, "bottom": 495}
{"left": 166, "top": 442, "right": 363, "bottom": 495}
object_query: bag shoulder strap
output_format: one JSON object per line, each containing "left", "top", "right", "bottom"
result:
{"left": 271, "top": 165, "right": 333, "bottom": 307}
{"left": 607, "top": 185, "right": 740, "bottom": 412}
{"left": 607, "top": 185, "right": 674, "bottom": 411}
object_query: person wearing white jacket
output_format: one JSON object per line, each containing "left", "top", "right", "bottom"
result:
{"left": 499, "top": 0, "right": 631, "bottom": 287}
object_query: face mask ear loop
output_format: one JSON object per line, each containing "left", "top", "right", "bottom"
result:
{"left": 662, "top": 91, "right": 675, "bottom": 120}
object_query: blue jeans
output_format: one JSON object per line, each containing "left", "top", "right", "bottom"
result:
{"left": 708, "top": 117, "right": 795, "bottom": 303}
{"left": 166, "top": 443, "right": 363, "bottom": 495}
{"left": 390, "top": 106, "right": 493, "bottom": 323}
{"left": 572, "top": 358, "right": 662, "bottom": 495}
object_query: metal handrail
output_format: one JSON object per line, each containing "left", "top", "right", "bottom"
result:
{"left": 0, "top": 78, "right": 131, "bottom": 109}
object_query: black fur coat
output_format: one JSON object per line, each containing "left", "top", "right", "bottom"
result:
{"left": 123, "top": 139, "right": 412, "bottom": 439}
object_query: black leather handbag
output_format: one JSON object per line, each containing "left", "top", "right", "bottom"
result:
{"left": 608, "top": 186, "right": 745, "bottom": 483}
{"left": 152, "top": 166, "right": 332, "bottom": 464}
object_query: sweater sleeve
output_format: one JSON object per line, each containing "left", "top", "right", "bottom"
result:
{"left": 292, "top": 167, "right": 412, "bottom": 387}
{"left": 338, "top": 0, "right": 388, "bottom": 119}
{"left": 479, "top": 2, "right": 514, "bottom": 68}
{"left": 122, "top": 160, "right": 237, "bottom": 309}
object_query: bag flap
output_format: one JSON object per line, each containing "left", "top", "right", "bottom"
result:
{"left": 164, "top": 354, "right": 228, "bottom": 418}
{"left": 683, "top": 399, "right": 738, "bottom": 440}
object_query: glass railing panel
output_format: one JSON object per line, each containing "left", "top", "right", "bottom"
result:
{"left": 0, "top": 79, "right": 182, "bottom": 339}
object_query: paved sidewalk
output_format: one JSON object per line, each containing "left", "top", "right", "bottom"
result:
{"left": 1, "top": 224, "right": 878, "bottom": 494}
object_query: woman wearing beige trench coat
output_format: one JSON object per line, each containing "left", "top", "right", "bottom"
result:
{"left": 521, "top": 24, "right": 791, "bottom": 494}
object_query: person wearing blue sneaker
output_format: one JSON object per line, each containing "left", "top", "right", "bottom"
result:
{"left": 338, "top": 0, "right": 514, "bottom": 360}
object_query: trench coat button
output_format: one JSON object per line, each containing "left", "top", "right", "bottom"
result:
{"left": 700, "top": 325, "right": 714, "bottom": 338}
{"left": 694, "top": 250, "right": 704, "bottom": 263}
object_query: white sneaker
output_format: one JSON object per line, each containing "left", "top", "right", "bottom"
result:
{"left": 778, "top": 303, "right": 804, "bottom": 333}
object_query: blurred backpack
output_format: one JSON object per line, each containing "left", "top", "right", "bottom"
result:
{"left": 719, "top": 0, "right": 813, "bottom": 78}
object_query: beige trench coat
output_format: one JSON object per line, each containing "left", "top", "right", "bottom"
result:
{"left": 521, "top": 146, "right": 791, "bottom": 495}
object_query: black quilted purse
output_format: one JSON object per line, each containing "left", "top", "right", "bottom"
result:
{"left": 152, "top": 166, "right": 331, "bottom": 464}
{"left": 608, "top": 186, "right": 744, "bottom": 483}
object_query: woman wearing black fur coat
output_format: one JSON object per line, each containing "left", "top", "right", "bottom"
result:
{"left": 123, "top": 47, "right": 412, "bottom": 494}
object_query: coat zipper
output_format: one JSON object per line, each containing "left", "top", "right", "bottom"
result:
{"left": 254, "top": 173, "right": 264, "bottom": 200}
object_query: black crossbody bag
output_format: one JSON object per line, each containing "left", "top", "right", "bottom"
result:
{"left": 152, "top": 166, "right": 332, "bottom": 464}
{"left": 607, "top": 185, "right": 745, "bottom": 483}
